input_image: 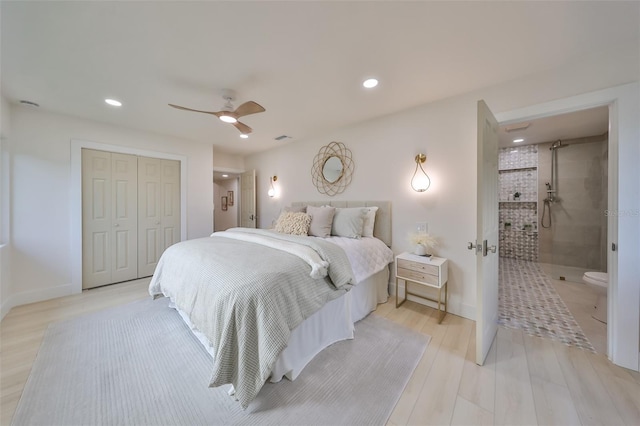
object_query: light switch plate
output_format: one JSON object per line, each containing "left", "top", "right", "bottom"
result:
{"left": 416, "top": 222, "right": 428, "bottom": 234}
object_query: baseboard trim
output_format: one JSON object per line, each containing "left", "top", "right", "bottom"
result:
{"left": 1, "top": 284, "right": 74, "bottom": 320}
{"left": 1, "top": 298, "right": 13, "bottom": 321}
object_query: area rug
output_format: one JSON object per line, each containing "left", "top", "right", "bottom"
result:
{"left": 12, "top": 297, "right": 429, "bottom": 425}
{"left": 499, "top": 257, "right": 595, "bottom": 352}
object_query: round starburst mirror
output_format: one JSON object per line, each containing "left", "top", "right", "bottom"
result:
{"left": 311, "top": 141, "right": 354, "bottom": 196}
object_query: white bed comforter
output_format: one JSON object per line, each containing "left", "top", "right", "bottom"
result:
{"left": 149, "top": 228, "right": 354, "bottom": 408}
{"left": 325, "top": 236, "right": 394, "bottom": 282}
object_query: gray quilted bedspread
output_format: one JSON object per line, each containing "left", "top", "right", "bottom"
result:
{"left": 148, "top": 228, "right": 354, "bottom": 408}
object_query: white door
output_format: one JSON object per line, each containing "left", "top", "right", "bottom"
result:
{"left": 111, "top": 153, "right": 139, "bottom": 283}
{"left": 82, "top": 149, "right": 138, "bottom": 289}
{"left": 82, "top": 149, "right": 112, "bottom": 288}
{"left": 240, "top": 170, "right": 256, "bottom": 228}
{"left": 475, "top": 100, "right": 500, "bottom": 365}
{"left": 160, "top": 159, "right": 181, "bottom": 251}
{"left": 138, "top": 157, "right": 181, "bottom": 277}
{"left": 138, "top": 157, "right": 162, "bottom": 277}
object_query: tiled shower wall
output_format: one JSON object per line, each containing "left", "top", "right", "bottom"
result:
{"left": 499, "top": 145, "right": 538, "bottom": 261}
{"left": 537, "top": 136, "right": 608, "bottom": 270}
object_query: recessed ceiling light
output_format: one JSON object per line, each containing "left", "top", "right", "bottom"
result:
{"left": 362, "top": 78, "right": 378, "bottom": 89}
{"left": 513, "top": 138, "right": 525, "bottom": 143}
{"left": 105, "top": 99, "right": 122, "bottom": 107}
{"left": 222, "top": 174, "right": 229, "bottom": 178}
{"left": 240, "top": 134, "right": 249, "bottom": 139}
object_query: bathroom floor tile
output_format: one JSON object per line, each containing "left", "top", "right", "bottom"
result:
{"left": 499, "top": 258, "right": 595, "bottom": 353}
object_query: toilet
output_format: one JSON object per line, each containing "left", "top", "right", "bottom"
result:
{"left": 583, "top": 271, "right": 608, "bottom": 323}
{"left": 583, "top": 271, "right": 608, "bottom": 287}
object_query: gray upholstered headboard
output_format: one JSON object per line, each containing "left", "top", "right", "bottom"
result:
{"left": 291, "top": 201, "right": 392, "bottom": 247}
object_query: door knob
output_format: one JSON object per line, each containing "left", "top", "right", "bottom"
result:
{"left": 467, "top": 241, "right": 482, "bottom": 254}
{"left": 482, "top": 240, "right": 497, "bottom": 256}
{"left": 114, "top": 223, "right": 119, "bottom": 227}
{"left": 156, "top": 221, "right": 161, "bottom": 225}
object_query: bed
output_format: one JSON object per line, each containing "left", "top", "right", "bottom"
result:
{"left": 149, "top": 201, "right": 393, "bottom": 408}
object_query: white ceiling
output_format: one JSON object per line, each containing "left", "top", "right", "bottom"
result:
{"left": 498, "top": 106, "right": 609, "bottom": 148}
{"left": 2, "top": 2, "right": 638, "bottom": 155}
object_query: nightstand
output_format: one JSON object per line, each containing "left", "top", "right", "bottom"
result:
{"left": 395, "top": 252, "right": 449, "bottom": 323}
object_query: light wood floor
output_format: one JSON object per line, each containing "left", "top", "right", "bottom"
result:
{"left": 2, "top": 280, "right": 639, "bottom": 425}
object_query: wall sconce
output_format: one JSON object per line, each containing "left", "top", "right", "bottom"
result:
{"left": 268, "top": 176, "right": 277, "bottom": 197}
{"left": 411, "top": 154, "right": 431, "bottom": 192}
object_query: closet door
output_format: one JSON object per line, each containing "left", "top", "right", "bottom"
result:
{"left": 82, "top": 149, "right": 112, "bottom": 288}
{"left": 160, "top": 159, "right": 181, "bottom": 251}
{"left": 110, "top": 153, "right": 139, "bottom": 283}
{"left": 82, "top": 149, "right": 138, "bottom": 289}
{"left": 138, "top": 157, "right": 181, "bottom": 277}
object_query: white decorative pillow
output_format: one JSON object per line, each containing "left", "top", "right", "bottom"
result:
{"left": 331, "top": 207, "right": 366, "bottom": 238}
{"left": 362, "top": 206, "right": 379, "bottom": 238}
{"left": 274, "top": 212, "right": 312, "bottom": 236}
{"left": 307, "top": 205, "right": 335, "bottom": 238}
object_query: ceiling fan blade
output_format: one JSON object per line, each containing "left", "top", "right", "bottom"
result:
{"left": 234, "top": 101, "right": 265, "bottom": 118}
{"left": 168, "top": 104, "right": 220, "bottom": 116}
{"left": 232, "top": 121, "right": 253, "bottom": 134}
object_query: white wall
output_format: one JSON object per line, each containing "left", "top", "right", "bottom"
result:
{"left": 247, "top": 95, "right": 480, "bottom": 318}
{"left": 213, "top": 148, "right": 245, "bottom": 170}
{"left": 4, "top": 106, "right": 213, "bottom": 314}
{"left": 0, "top": 95, "right": 12, "bottom": 319}
{"left": 245, "top": 46, "right": 639, "bottom": 326}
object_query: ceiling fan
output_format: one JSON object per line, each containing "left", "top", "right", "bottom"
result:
{"left": 169, "top": 89, "right": 265, "bottom": 135}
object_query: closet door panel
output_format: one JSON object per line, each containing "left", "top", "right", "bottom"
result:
{"left": 111, "top": 153, "right": 138, "bottom": 282}
{"left": 138, "top": 157, "right": 163, "bottom": 277}
{"left": 82, "top": 149, "right": 112, "bottom": 289}
{"left": 161, "top": 159, "right": 181, "bottom": 252}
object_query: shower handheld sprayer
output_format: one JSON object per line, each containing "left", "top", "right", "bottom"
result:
{"left": 541, "top": 198, "right": 552, "bottom": 228}
{"left": 545, "top": 182, "right": 556, "bottom": 203}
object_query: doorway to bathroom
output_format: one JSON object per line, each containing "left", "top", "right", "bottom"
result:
{"left": 496, "top": 106, "right": 609, "bottom": 355}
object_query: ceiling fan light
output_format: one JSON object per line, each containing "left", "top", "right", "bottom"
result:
{"left": 219, "top": 114, "right": 237, "bottom": 123}
{"left": 105, "top": 98, "right": 122, "bottom": 107}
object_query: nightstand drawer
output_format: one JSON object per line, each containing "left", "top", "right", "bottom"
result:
{"left": 397, "top": 267, "right": 439, "bottom": 286}
{"left": 397, "top": 259, "right": 439, "bottom": 276}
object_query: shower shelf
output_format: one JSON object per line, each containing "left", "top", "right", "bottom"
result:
{"left": 501, "top": 229, "right": 538, "bottom": 234}
{"left": 498, "top": 166, "right": 537, "bottom": 172}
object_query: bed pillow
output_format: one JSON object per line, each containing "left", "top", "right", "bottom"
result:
{"left": 361, "top": 206, "right": 379, "bottom": 238}
{"left": 306, "top": 205, "right": 335, "bottom": 237}
{"left": 331, "top": 207, "right": 366, "bottom": 238}
{"left": 274, "top": 212, "right": 312, "bottom": 236}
